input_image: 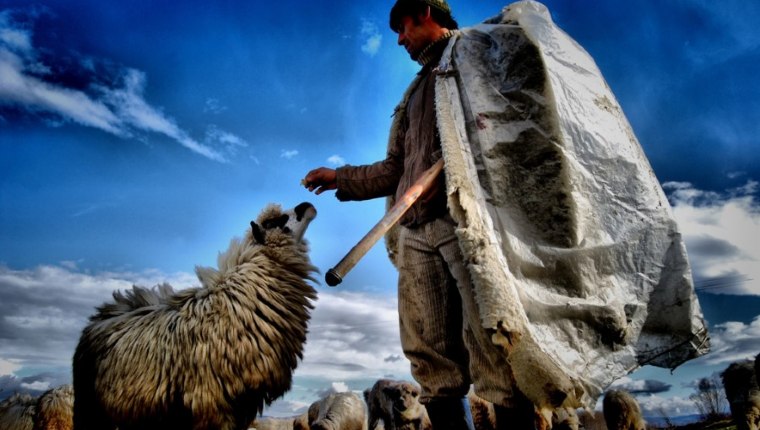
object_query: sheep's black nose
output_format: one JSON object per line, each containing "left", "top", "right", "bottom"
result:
{"left": 294, "top": 202, "right": 315, "bottom": 221}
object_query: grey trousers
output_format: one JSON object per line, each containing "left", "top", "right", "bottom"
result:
{"left": 397, "top": 217, "right": 518, "bottom": 407}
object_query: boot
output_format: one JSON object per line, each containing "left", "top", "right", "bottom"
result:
{"left": 424, "top": 397, "right": 476, "bottom": 430}
{"left": 492, "top": 401, "right": 537, "bottom": 430}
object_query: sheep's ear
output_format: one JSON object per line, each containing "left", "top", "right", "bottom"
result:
{"left": 251, "top": 221, "right": 265, "bottom": 244}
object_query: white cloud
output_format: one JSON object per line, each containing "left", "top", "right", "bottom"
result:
{"left": 203, "top": 97, "right": 227, "bottom": 114}
{"left": 263, "top": 399, "right": 311, "bottom": 417}
{"left": 360, "top": 20, "right": 382, "bottom": 57}
{"left": 0, "top": 13, "right": 235, "bottom": 162}
{"left": 205, "top": 125, "right": 248, "bottom": 154}
{"left": 327, "top": 154, "right": 346, "bottom": 166}
{"left": 608, "top": 376, "right": 671, "bottom": 394}
{"left": 0, "top": 358, "right": 21, "bottom": 376}
{"left": 296, "top": 290, "right": 408, "bottom": 380}
{"left": 20, "top": 380, "right": 50, "bottom": 391}
{"left": 665, "top": 180, "right": 760, "bottom": 295}
{"left": 636, "top": 394, "right": 700, "bottom": 420}
{"left": 281, "top": 149, "right": 299, "bottom": 159}
{"left": 699, "top": 316, "right": 760, "bottom": 366}
{"left": 0, "top": 12, "right": 32, "bottom": 55}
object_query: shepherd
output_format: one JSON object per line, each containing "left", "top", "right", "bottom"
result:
{"left": 304, "top": 1, "right": 709, "bottom": 428}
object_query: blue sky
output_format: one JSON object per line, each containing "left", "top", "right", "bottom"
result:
{"left": 1, "top": 0, "right": 759, "bottom": 421}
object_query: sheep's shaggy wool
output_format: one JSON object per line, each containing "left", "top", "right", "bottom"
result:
{"left": 34, "top": 384, "right": 74, "bottom": 430}
{"left": 307, "top": 392, "right": 367, "bottom": 430}
{"left": 722, "top": 360, "right": 760, "bottom": 430}
{"left": 602, "top": 390, "right": 645, "bottom": 430}
{"left": 251, "top": 413, "right": 309, "bottom": 430}
{"left": 0, "top": 393, "right": 37, "bottom": 430}
{"left": 73, "top": 203, "right": 318, "bottom": 430}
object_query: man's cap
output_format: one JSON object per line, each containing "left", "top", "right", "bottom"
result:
{"left": 389, "top": 0, "right": 453, "bottom": 31}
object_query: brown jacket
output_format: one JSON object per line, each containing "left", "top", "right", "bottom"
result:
{"left": 334, "top": 37, "right": 451, "bottom": 227}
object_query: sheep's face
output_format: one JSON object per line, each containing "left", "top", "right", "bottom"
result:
{"left": 384, "top": 382, "right": 424, "bottom": 421}
{"left": 251, "top": 202, "right": 317, "bottom": 245}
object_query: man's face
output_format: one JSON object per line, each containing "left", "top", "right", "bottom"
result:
{"left": 396, "top": 15, "right": 433, "bottom": 60}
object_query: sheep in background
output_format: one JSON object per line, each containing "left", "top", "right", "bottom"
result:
{"left": 308, "top": 392, "right": 367, "bottom": 430}
{"left": 0, "top": 393, "right": 37, "bottom": 430}
{"left": 602, "top": 390, "right": 646, "bottom": 430}
{"left": 293, "top": 412, "right": 310, "bottom": 430}
{"left": 251, "top": 414, "right": 307, "bottom": 430}
{"left": 746, "top": 394, "right": 760, "bottom": 430}
{"left": 551, "top": 407, "right": 579, "bottom": 430}
{"left": 364, "top": 380, "right": 429, "bottom": 430}
{"left": 73, "top": 202, "right": 318, "bottom": 430}
{"left": 722, "top": 359, "right": 760, "bottom": 430}
{"left": 34, "top": 384, "right": 74, "bottom": 430}
{"left": 577, "top": 409, "right": 606, "bottom": 430}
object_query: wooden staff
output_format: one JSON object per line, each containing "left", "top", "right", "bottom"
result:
{"left": 325, "top": 158, "right": 445, "bottom": 286}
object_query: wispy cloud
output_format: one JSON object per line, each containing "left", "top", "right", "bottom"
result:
{"left": 205, "top": 124, "right": 248, "bottom": 155}
{"left": 327, "top": 154, "right": 345, "bottom": 166}
{"left": 0, "top": 358, "right": 21, "bottom": 375}
{"left": 360, "top": 20, "right": 382, "bottom": 57}
{"left": 0, "top": 11, "right": 240, "bottom": 162}
{"left": 700, "top": 316, "right": 760, "bottom": 366}
{"left": 636, "top": 394, "right": 700, "bottom": 420}
{"left": 608, "top": 376, "right": 672, "bottom": 395}
{"left": 665, "top": 180, "right": 760, "bottom": 296}
{"left": 297, "top": 290, "right": 408, "bottom": 380}
{"left": 281, "top": 149, "right": 299, "bottom": 159}
{"left": 203, "top": 98, "right": 227, "bottom": 114}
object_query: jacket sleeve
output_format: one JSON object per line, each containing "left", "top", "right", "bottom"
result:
{"left": 334, "top": 130, "right": 404, "bottom": 201}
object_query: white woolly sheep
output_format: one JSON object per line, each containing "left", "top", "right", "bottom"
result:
{"left": 722, "top": 359, "right": 760, "bottom": 430}
{"left": 251, "top": 414, "right": 307, "bottom": 430}
{"left": 73, "top": 202, "right": 318, "bottom": 430}
{"left": 0, "top": 393, "right": 37, "bottom": 430}
{"left": 577, "top": 409, "right": 606, "bottom": 430}
{"left": 364, "top": 380, "right": 429, "bottom": 430}
{"left": 602, "top": 390, "right": 646, "bottom": 430}
{"left": 550, "top": 407, "right": 579, "bottom": 430}
{"left": 34, "top": 384, "right": 74, "bottom": 430}
{"left": 308, "top": 392, "right": 367, "bottom": 430}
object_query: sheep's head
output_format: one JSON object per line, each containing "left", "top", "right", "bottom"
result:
{"left": 251, "top": 202, "right": 317, "bottom": 245}
{"left": 384, "top": 382, "right": 425, "bottom": 422}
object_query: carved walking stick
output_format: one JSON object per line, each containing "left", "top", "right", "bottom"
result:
{"left": 325, "top": 158, "right": 444, "bottom": 286}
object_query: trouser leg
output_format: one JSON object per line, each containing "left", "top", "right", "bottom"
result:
{"left": 397, "top": 221, "right": 471, "bottom": 400}
{"left": 398, "top": 218, "right": 535, "bottom": 428}
{"left": 492, "top": 396, "right": 538, "bottom": 430}
{"left": 425, "top": 397, "right": 476, "bottom": 430}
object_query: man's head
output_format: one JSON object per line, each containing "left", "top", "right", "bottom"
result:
{"left": 390, "top": 0, "right": 458, "bottom": 60}
{"left": 389, "top": 0, "right": 458, "bottom": 32}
